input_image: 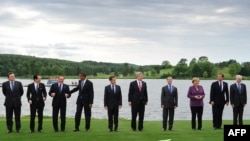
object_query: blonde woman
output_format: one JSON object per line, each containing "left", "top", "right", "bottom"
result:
{"left": 187, "top": 77, "right": 205, "bottom": 130}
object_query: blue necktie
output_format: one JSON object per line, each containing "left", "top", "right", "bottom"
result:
{"left": 168, "top": 85, "right": 172, "bottom": 93}
{"left": 11, "top": 81, "right": 14, "bottom": 91}
{"left": 238, "top": 84, "right": 241, "bottom": 94}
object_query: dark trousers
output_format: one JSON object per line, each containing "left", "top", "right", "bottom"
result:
{"left": 233, "top": 104, "right": 244, "bottom": 125}
{"left": 75, "top": 103, "right": 91, "bottom": 130}
{"left": 52, "top": 106, "right": 66, "bottom": 131}
{"left": 190, "top": 106, "right": 203, "bottom": 129}
{"left": 107, "top": 107, "right": 119, "bottom": 130}
{"left": 30, "top": 103, "right": 44, "bottom": 131}
{"left": 212, "top": 104, "right": 224, "bottom": 128}
{"left": 162, "top": 108, "right": 174, "bottom": 130}
{"left": 131, "top": 103, "right": 145, "bottom": 131}
{"left": 5, "top": 105, "right": 21, "bottom": 131}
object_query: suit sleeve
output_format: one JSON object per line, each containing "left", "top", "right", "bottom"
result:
{"left": 225, "top": 83, "right": 229, "bottom": 102}
{"left": 144, "top": 82, "right": 148, "bottom": 102}
{"left": 42, "top": 84, "right": 47, "bottom": 98}
{"left": 2, "top": 83, "right": 6, "bottom": 96}
{"left": 89, "top": 82, "right": 94, "bottom": 104}
{"left": 70, "top": 85, "right": 79, "bottom": 94}
{"left": 19, "top": 82, "right": 24, "bottom": 96}
{"left": 118, "top": 86, "right": 122, "bottom": 106}
{"left": 229, "top": 85, "right": 234, "bottom": 105}
{"left": 26, "top": 85, "right": 31, "bottom": 101}
{"left": 66, "top": 85, "right": 71, "bottom": 98}
{"left": 128, "top": 82, "right": 133, "bottom": 102}
{"left": 243, "top": 84, "right": 247, "bottom": 104}
{"left": 161, "top": 87, "right": 164, "bottom": 106}
{"left": 104, "top": 86, "right": 108, "bottom": 106}
{"left": 209, "top": 83, "right": 214, "bottom": 103}
{"left": 49, "top": 84, "right": 55, "bottom": 97}
{"left": 175, "top": 87, "right": 178, "bottom": 107}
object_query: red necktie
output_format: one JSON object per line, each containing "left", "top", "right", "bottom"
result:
{"left": 139, "top": 81, "right": 142, "bottom": 91}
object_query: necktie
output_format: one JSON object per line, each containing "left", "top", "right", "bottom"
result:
{"left": 138, "top": 81, "right": 142, "bottom": 91}
{"left": 59, "top": 84, "right": 62, "bottom": 92}
{"left": 36, "top": 84, "right": 39, "bottom": 93}
{"left": 219, "top": 82, "right": 222, "bottom": 91}
{"left": 168, "top": 85, "right": 172, "bottom": 93}
{"left": 238, "top": 83, "right": 241, "bottom": 94}
{"left": 11, "top": 81, "right": 14, "bottom": 91}
{"left": 112, "top": 85, "right": 115, "bottom": 94}
{"left": 81, "top": 81, "right": 84, "bottom": 90}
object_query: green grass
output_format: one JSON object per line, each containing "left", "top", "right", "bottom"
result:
{"left": 0, "top": 117, "right": 249, "bottom": 141}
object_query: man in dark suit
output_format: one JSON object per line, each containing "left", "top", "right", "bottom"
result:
{"left": 26, "top": 74, "right": 47, "bottom": 133}
{"left": 161, "top": 76, "right": 178, "bottom": 131}
{"left": 71, "top": 72, "right": 94, "bottom": 132}
{"left": 49, "top": 75, "right": 70, "bottom": 132}
{"left": 209, "top": 73, "right": 229, "bottom": 130}
{"left": 230, "top": 75, "right": 247, "bottom": 125}
{"left": 2, "top": 72, "right": 24, "bottom": 133}
{"left": 128, "top": 72, "right": 148, "bottom": 131}
{"left": 104, "top": 76, "right": 122, "bottom": 132}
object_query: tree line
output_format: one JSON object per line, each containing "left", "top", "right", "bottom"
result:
{"left": 0, "top": 54, "right": 249, "bottom": 79}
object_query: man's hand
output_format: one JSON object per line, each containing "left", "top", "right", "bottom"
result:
{"left": 128, "top": 102, "right": 131, "bottom": 107}
{"left": 51, "top": 93, "right": 56, "bottom": 97}
{"left": 89, "top": 104, "right": 92, "bottom": 108}
{"left": 65, "top": 93, "right": 69, "bottom": 98}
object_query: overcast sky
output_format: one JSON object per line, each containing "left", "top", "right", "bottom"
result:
{"left": 0, "top": 0, "right": 249, "bottom": 65}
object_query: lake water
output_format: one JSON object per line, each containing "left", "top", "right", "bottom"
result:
{"left": 0, "top": 78, "right": 249, "bottom": 121}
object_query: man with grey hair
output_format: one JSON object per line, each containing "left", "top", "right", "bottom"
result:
{"left": 128, "top": 72, "right": 148, "bottom": 131}
{"left": 230, "top": 75, "right": 247, "bottom": 125}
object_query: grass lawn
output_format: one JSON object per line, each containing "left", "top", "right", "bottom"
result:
{"left": 0, "top": 117, "right": 249, "bottom": 141}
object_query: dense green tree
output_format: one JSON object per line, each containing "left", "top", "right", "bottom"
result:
{"left": 228, "top": 63, "right": 241, "bottom": 78}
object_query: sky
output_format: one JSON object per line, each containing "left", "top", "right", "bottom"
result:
{"left": 0, "top": 0, "right": 250, "bottom": 65}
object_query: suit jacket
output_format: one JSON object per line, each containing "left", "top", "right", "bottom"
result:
{"left": 26, "top": 82, "right": 47, "bottom": 106}
{"left": 70, "top": 79, "right": 94, "bottom": 105}
{"left": 128, "top": 80, "right": 148, "bottom": 105}
{"left": 2, "top": 81, "right": 24, "bottom": 107}
{"left": 104, "top": 84, "right": 122, "bottom": 109}
{"left": 230, "top": 83, "right": 247, "bottom": 106}
{"left": 49, "top": 83, "right": 71, "bottom": 107}
{"left": 210, "top": 81, "right": 229, "bottom": 105}
{"left": 161, "top": 85, "right": 178, "bottom": 108}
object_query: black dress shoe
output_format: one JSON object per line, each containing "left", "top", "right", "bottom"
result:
{"left": 109, "top": 129, "right": 113, "bottom": 132}
{"left": 7, "top": 130, "right": 12, "bottom": 133}
{"left": 30, "top": 130, "right": 34, "bottom": 133}
{"left": 73, "top": 129, "right": 79, "bottom": 132}
{"left": 38, "top": 130, "right": 42, "bottom": 132}
{"left": 54, "top": 130, "right": 58, "bottom": 132}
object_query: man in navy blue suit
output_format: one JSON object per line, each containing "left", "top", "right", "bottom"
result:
{"left": 209, "top": 73, "right": 229, "bottom": 130}
{"left": 2, "top": 72, "right": 24, "bottom": 133}
{"left": 71, "top": 72, "right": 94, "bottom": 132}
{"left": 104, "top": 76, "right": 122, "bottom": 132}
{"left": 49, "top": 75, "right": 70, "bottom": 132}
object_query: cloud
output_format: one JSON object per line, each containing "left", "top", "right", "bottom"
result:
{"left": 0, "top": 0, "right": 250, "bottom": 65}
